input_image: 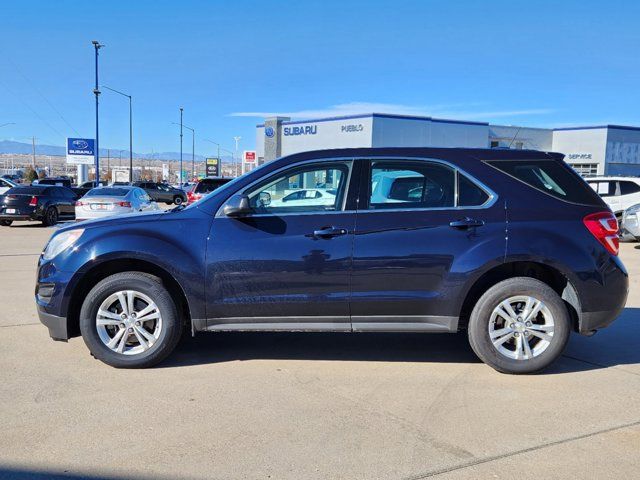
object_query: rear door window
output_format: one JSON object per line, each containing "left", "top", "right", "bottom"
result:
{"left": 619, "top": 181, "right": 640, "bottom": 196}
{"left": 486, "top": 159, "right": 604, "bottom": 205}
{"left": 369, "top": 161, "right": 455, "bottom": 209}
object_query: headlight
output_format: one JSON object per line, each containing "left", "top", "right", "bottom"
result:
{"left": 42, "top": 229, "right": 84, "bottom": 261}
{"left": 625, "top": 204, "right": 640, "bottom": 216}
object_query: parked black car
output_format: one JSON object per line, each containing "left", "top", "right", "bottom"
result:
{"left": 133, "top": 182, "right": 187, "bottom": 205}
{"left": 0, "top": 185, "right": 77, "bottom": 226}
{"left": 36, "top": 148, "right": 627, "bottom": 373}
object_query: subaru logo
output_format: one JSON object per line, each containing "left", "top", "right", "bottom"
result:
{"left": 72, "top": 140, "right": 89, "bottom": 149}
{"left": 265, "top": 126, "right": 275, "bottom": 138}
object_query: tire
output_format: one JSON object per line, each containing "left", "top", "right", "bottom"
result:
{"left": 79, "top": 272, "right": 183, "bottom": 368}
{"left": 0, "top": 220, "right": 12, "bottom": 227}
{"left": 42, "top": 207, "right": 58, "bottom": 226}
{"left": 173, "top": 196, "right": 183, "bottom": 206}
{"left": 467, "top": 277, "right": 571, "bottom": 374}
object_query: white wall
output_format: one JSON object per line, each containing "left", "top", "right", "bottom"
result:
{"left": 489, "top": 125, "right": 553, "bottom": 150}
{"left": 552, "top": 128, "right": 608, "bottom": 175}
{"left": 372, "top": 117, "right": 488, "bottom": 148}
{"left": 279, "top": 117, "right": 373, "bottom": 156}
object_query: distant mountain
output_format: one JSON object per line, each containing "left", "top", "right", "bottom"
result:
{"left": 0, "top": 140, "right": 233, "bottom": 162}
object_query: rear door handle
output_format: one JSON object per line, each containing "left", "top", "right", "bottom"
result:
{"left": 449, "top": 217, "right": 485, "bottom": 229}
{"left": 312, "top": 226, "right": 348, "bottom": 238}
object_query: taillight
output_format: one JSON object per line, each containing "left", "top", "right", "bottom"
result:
{"left": 29, "top": 196, "right": 38, "bottom": 207}
{"left": 75, "top": 201, "right": 85, "bottom": 206}
{"left": 187, "top": 191, "right": 199, "bottom": 204}
{"left": 583, "top": 211, "right": 619, "bottom": 255}
{"left": 117, "top": 201, "right": 132, "bottom": 207}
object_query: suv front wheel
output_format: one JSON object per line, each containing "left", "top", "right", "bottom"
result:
{"left": 79, "top": 272, "right": 183, "bottom": 368}
{"left": 467, "top": 277, "right": 571, "bottom": 374}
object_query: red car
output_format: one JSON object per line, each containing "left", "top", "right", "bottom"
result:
{"left": 187, "top": 177, "right": 232, "bottom": 204}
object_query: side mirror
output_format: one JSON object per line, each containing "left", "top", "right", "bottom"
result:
{"left": 258, "top": 191, "right": 271, "bottom": 207}
{"left": 223, "top": 194, "right": 252, "bottom": 217}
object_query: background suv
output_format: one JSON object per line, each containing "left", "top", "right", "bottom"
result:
{"left": 35, "top": 148, "right": 627, "bottom": 373}
{"left": 134, "top": 181, "right": 187, "bottom": 205}
{"left": 587, "top": 176, "right": 640, "bottom": 218}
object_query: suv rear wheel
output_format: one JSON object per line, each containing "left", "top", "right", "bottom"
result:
{"left": 467, "top": 277, "right": 571, "bottom": 374}
{"left": 173, "top": 195, "right": 183, "bottom": 205}
{"left": 79, "top": 272, "right": 183, "bottom": 368}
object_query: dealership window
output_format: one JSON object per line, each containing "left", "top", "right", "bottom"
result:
{"left": 368, "top": 161, "right": 455, "bottom": 209}
{"left": 570, "top": 163, "right": 598, "bottom": 177}
{"left": 247, "top": 162, "right": 350, "bottom": 214}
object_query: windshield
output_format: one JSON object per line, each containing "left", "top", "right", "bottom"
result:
{"left": 86, "top": 188, "right": 129, "bottom": 197}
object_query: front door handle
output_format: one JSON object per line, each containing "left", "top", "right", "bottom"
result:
{"left": 449, "top": 217, "right": 485, "bottom": 229}
{"left": 312, "top": 226, "right": 348, "bottom": 238}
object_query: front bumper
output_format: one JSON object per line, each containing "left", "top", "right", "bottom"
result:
{"left": 37, "top": 307, "right": 69, "bottom": 341}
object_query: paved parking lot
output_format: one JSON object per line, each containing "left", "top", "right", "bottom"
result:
{"left": 0, "top": 221, "right": 639, "bottom": 479}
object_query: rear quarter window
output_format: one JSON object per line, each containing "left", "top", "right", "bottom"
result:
{"left": 486, "top": 159, "right": 604, "bottom": 206}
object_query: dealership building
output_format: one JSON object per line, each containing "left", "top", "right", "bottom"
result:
{"left": 256, "top": 113, "right": 640, "bottom": 177}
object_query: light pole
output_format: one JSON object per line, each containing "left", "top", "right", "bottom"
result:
{"left": 179, "top": 107, "right": 183, "bottom": 185}
{"left": 173, "top": 122, "right": 194, "bottom": 179}
{"left": 102, "top": 85, "right": 133, "bottom": 182}
{"left": 92, "top": 40, "right": 103, "bottom": 183}
{"left": 233, "top": 136, "right": 241, "bottom": 176}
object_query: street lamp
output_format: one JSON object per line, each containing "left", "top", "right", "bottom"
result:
{"left": 172, "top": 122, "right": 195, "bottom": 179}
{"left": 103, "top": 85, "right": 133, "bottom": 182}
{"left": 179, "top": 107, "right": 183, "bottom": 186}
{"left": 92, "top": 40, "right": 104, "bottom": 183}
{"left": 233, "top": 136, "right": 241, "bottom": 176}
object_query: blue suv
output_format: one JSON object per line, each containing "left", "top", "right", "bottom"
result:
{"left": 36, "top": 148, "right": 628, "bottom": 373}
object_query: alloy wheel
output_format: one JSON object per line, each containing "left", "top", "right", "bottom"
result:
{"left": 488, "top": 295, "right": 555, "bottom": 361}
{"left": 96, "top": 290, "right": 163, "bottom": 355}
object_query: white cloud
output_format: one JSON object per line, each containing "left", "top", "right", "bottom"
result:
{"left": 230, "top": 101, "right": 555, "bottom": 121}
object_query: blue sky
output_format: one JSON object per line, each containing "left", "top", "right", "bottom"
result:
{"left": 1, "top": 0, "right": 639, "bottom": 155}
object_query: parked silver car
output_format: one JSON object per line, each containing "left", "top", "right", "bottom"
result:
{"left": 75, "top": 186, "right": 159, "bottom": 222}
{"left": 621, "top": 204, "right": 640, "bottom": 241}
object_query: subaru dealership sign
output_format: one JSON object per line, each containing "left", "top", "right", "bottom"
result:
{"left": 66, "top": 138, "right": 95, "bottom": 165}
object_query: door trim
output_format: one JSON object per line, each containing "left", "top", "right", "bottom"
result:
{"left": 351, "top": 315, "right": 458, "bottom": 332}
{"left": 192, "top": 315, "right": 458, "bottom": 333}
{"left": 199, "top": 316, "right": 351, "bottom": 332}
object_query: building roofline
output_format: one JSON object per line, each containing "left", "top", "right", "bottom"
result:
{"left": 256, "top": 113, "right": 488, "bottom": 128}
{"left": 553, "top": 124, "right": 640, "bottom": 132}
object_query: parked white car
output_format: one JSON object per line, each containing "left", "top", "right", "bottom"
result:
{"left": 269, "top": 188, "right": 337, "bottom": 208}
{"left": 621, "top": 204, "right": 640, "bottom": 241}
{"left": 0, "top": 177, "right": 18, "bottom": 195}
{"left": 587, "top": 176, "right": 640, "bottom": 217}
{"left": 75, "top": 186, "right": 159, "bottom": 222}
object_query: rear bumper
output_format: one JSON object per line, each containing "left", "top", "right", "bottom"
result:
{"left": 37, "top": 307, "right": 69, "bottom": 341}
{"left": 0, "top": 214, "right": 37, "bottom": 221}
